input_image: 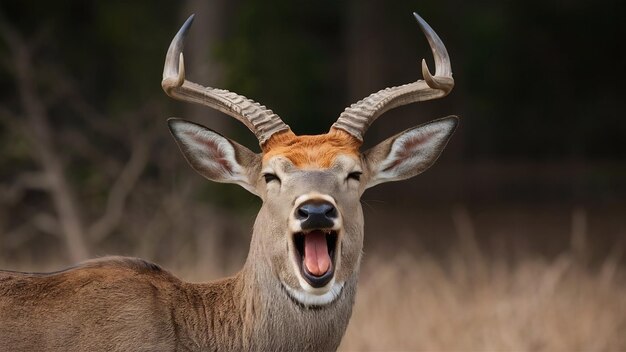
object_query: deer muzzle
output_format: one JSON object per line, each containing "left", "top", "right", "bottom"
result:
{"left": 290, "top": 196, "right": 341, "bottom": 288}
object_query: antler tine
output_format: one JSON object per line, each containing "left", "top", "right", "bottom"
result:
{"left": 162, "top": 14, "right": 193, "bottom": 91}
{"left": 414, "top": 12, "right": 453, "bottom": 90}
{"left": 162, "top": 15, "right": 290, "bottom": 146}
{"left": 331, "top": 12, "right": 454, "bottom": 142}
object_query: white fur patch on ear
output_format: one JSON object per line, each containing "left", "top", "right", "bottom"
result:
{"left": 168, "top": 119, "right": 247, "bottom": 185}
{"left": 368, "top": 117, "right": 458, "bottom": 187}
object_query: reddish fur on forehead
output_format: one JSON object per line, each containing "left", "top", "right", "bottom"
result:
{"left": 262, "top": 128, "right": 361, "bottom": 168}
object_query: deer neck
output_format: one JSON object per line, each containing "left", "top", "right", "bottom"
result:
{"left": 242, "top": 259, "right": 358, "bottom": 351}
{"left": 182, "top": 224, "right": 359, "bottom": 351}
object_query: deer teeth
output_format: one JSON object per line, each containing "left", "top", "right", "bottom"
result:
{"left": 300, "top": 229, "right": 336, "bottom": 235}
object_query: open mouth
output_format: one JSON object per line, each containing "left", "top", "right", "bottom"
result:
{"left": 293, "top": 230, "right": 338, "bottom": 288}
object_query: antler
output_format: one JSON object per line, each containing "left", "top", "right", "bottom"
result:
{"left": 162, "top": 15, "right": 290, "bottom": 145}
{"left": 331, "top": 12, "right": 454, "bottom": 142}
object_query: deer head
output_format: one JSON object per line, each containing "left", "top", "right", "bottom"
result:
{"left": 163, "top": 13, "right": 457, "bottom": 307}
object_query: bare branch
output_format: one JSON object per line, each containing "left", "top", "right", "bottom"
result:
{"left": 2, "top": 222, "right": 36, "bottom": 250}
{"left": 31, "top": 212, "right": 61, "bottom": 238}
{"left": 2, "top": 21, "right": 89, "bottom": 262}
{"left": 58, "top": 128, "right": 122, "bottom": 177}
{"left": 88, "top": 136, "right": 150, "bottom": 243}
{"left": 0, "top": 172, "right": 49, "bottom": 205}
{"left": 59, "top": 76, "right": 122, "bottom": 139}
{"left": 1, "top": 212, "right": 60, "bottom": 251}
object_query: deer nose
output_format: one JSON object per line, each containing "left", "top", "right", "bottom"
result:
{"left": 295, "top": 201, "right": 337, "bottom": 230}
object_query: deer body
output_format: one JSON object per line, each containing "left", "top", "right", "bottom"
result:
{"left": 0, "top": 257, "right": 355, "bottom": 351}
{"left": 1, "top": 12, "right": 457, "bottom": 352}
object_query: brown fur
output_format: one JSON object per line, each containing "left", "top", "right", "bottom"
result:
{"left": 262, "top": 128, "right": 361, "bottom": 168}
{"left": 0, "top": 257, "right": 355, "bottom": 351}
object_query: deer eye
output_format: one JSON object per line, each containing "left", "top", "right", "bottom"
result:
{"left": 347, "top": 171, "right": 362, "bottom": 181}
{"left": 263, "top": 173, "right": 280, "bottom": 184}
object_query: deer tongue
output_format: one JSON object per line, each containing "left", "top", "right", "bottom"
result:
{"left": 303, "top": 230, "right": 331, "bottom": 276}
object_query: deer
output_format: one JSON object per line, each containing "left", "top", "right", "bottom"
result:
{"left": 0, "top": 12, "right": 457, "bottom": 352}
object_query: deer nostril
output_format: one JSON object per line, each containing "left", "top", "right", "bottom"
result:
{"left": 325, "top": 205, "right": 338, "bottom": 219}
{"left": 296, "top": 208, "right": 309, "bottom": 220}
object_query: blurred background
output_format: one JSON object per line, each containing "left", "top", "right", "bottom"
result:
{"left": 1, "top": 0, "right": 625, "bottom": 350}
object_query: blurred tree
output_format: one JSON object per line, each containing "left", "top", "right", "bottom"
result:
{"left": 0, "top": 0, "right": 624, "bottom": 267}
{"left": 217, "top": 0, "right": 345, "bottom": 140}
{"left": 0, "top": 1, "right": 251, "bottom": 267}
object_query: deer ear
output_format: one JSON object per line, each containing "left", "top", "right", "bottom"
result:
{"left": 168, "top": 118, "right": 261, "bottom": 195}
{"left": 364, "top": 116, "right": 458, "bottom": 189}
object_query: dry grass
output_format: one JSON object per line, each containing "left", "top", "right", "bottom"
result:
{"left": 340, "top": 248, "right": 626, "bottom": 352}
